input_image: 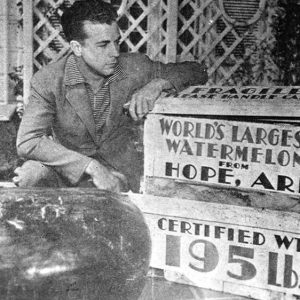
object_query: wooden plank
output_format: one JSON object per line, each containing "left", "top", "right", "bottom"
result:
{"left": 147, "top": 0, "right": 161, "bottom": 60}
{"left": 129, "top": 193, "right": 300, "bottom": 300}
{"left": 151, "top": 86, "right": 300, "bottom": 117}
{"left": 23, "top": 0, "right": 33, "bottom": 105}
{"left": 141, "top": 270, "right": 250, "bottom": 299}
{"left": 129, "top": 193, "right": 300, "bottom": 230}
{"left": 143, "top": 177, "right": 300, "bottom": 213}
{"left": 144, "top": 114, "right": 300, "bottom": 196}
{"left": 1, "top": 0, "right": 9, "bottom": 105}
{"left": 166, "top": 0, "right": 178, "bottom": 63}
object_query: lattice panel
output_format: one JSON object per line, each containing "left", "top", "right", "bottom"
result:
{"left": 32, "top": 0, "right": 169, "bottom": 68}
{"left": 118, "top": 0, "right": 172, "bottom": 62}
{"left": 33, "top": 0, "right": 74, "bottom": 70}
{"left": 176, "top": 0, "right": 266, "bottom": 85}
{"left": 31, "top": 0, "right": 269, "bottom": 85}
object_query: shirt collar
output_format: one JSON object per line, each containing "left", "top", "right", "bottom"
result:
{"left": 105, "top": 63, "right": 125, "bottom": 86}
{"left": 64, "top": 54, "right": 125, "bottom": 86}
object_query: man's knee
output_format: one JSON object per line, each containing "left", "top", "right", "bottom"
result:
{"left": 14, "top": 160, "right": 63, "bottom": 187}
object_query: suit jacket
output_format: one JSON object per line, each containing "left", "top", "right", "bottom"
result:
{"left": 17, "top": 52, "right": 208, "bottom": 191}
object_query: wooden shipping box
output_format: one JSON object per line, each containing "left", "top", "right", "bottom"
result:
{"left": 145, "top": 86, "right": 300, "bottom": 196}
{"left": 130, "top": 193, "right": 300, "bottom": 300}
{"left": 141, "top": 86, "right": 300, "bottom": 300}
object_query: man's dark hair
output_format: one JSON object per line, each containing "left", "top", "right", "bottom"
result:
{"left": 61, "top": 0, "right": 118, "bottom": 43}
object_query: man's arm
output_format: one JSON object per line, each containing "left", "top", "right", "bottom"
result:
{"left": 126, "top": 55, "right": 208, "bottom": 120}
{"left": 128, "top": 78, "right": 172, "bottom": 120}
{"left": 151, "top": 57, "right": 208, "bottom": 91}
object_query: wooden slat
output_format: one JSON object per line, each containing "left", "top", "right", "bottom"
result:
{"left": 23, "top": 0, "right": 33, "bottom": 105}
{"left": 128, "top": 193, "right": 300, "bottom": 232}
{"left": 151, "top": 85, "right": 300, "bottom": 117}
{"left": 1, "top": 0, "right": 9, "bottom": 105}
{"left": 147, "top": 0, "right": 162, "bottom": 60}
{"left": 166, "top": 0, "right": 178, "bottom": 62}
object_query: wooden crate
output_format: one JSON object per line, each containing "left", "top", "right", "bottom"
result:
{"left": 142, "top": 85, "right": 300, "bottom": 299}
{"left": 130, "top": 193, "right": 300, "bottom": 300}
{"left": 145, "top": 86, "right": 300, "bottom": 196}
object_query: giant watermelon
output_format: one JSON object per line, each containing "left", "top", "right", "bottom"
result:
{"left": 0, "top": 188, "right": 151, "bottom": 300}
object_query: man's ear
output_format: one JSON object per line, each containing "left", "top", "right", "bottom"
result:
{"left": 70, "top": 40, "right": 82, "bottom": 56}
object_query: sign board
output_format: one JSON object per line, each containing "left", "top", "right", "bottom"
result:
{"left": 152, "top": 86, "right": 300, "bottom": 117}
{"left": 144, "top": 114, "right": 300, "bottom": 195}
{"left": 129, "top": 193, "right": 300, "bottom": 300}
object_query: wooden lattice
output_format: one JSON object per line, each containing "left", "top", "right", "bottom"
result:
{"left": 24, "top": 0, "right": 270, "bottom": 101}
{"left": 176, "top": 0, "right": 267, "bottom": 85}
{"left": 32, "top": 0, "right": 74, "bottom": 70}
{"left": 117, "top": 0, "right": 269, "bottom": 85}
{"left": 117, "top": 0, "right": 178, "bottom": 62}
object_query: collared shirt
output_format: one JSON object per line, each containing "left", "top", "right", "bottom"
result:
{"left": 64, "top": 54, "right": 125, "bottom": 139}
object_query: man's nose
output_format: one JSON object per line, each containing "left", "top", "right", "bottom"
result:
{"left": 110, "top": 42, "right": 120, "bottom": 57}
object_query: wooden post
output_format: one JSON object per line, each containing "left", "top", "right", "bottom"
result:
{"left": 147, "top": 0, "right": 162, "bottom": 61}
{"left": 0, "top": 0, "right": 18, "bottom": 120}
{"left": 23, "top": 0, "right": 33, "bottom": 106}
{"left": 0, "top": 0, "right": 9, "bottom": 105}
{"left": 166, "top": 0, "right": 178, "bottom": 63}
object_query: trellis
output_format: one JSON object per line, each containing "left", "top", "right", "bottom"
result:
{"left": 23, "top": 0, "right": 269, "bottom": 103}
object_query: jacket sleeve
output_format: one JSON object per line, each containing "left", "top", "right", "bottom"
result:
{"left": 151, "top": 58, "right": 208, "bottom": 91}
{"left": 17, "top": 73, "right": 92, "bottom": 185}
{"left": 122, "top": 53, "right": 208, "bottom": 92}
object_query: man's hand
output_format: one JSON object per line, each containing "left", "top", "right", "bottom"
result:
{"left": 85, "top": 160, "right": 128, "bottom": 192}
{"left": 129, "top": 78, "right": 174, "bottom": 121}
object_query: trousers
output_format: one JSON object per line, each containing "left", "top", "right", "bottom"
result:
{"left": 14, "top": 160, "right": 94, "bottom": 188}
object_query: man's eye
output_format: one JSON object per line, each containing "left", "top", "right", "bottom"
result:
{"left": 98, "top": 44, "right": 108, "bottom": 48}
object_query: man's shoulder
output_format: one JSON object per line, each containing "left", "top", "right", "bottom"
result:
{"left": 31, "top": 54, "right": 69, "bottom": 85}
{"left": 119, "top": 52, "right": 150, "bottom": 62}
{"left": 118, "top": 52, "right": 152, "bottom": 73}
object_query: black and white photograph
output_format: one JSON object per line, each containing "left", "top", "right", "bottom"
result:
{"left": 0, "top": 0, "right": 299, "bottom": 299}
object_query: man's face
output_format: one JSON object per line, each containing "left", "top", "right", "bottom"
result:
{"left": 79, "top": 21, "right": 120, "bottom": 77}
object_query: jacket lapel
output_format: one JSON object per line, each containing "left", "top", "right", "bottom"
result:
{"left": 63, "top": 53, "right": 128, "bottom": 144}
{"left": 65, "top": 85, "right": 97, "bottom": 143}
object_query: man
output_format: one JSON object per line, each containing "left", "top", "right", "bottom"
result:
{"left": 14, "top": 0, "right": 208, "bottom": 192}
